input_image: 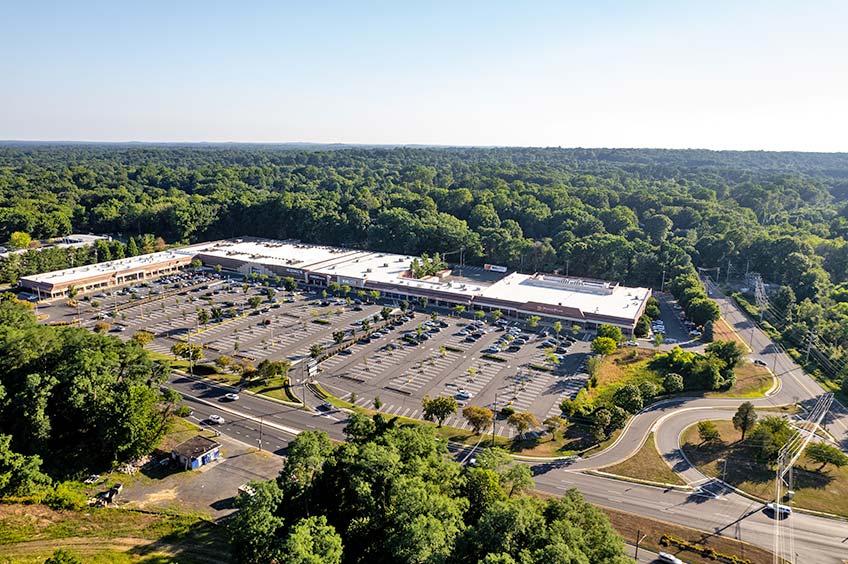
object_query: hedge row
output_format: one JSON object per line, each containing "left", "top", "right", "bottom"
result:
{"left": 659, "top": 534, "right": 752, "bottom": 564}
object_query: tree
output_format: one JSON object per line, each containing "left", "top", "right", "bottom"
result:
{"left": 214, "top": 355, "right": 234, "bottom": 372}
{"left": 506, "top": 411, "right": 538, "bottom": 439}
{"left": 596, "top": 324, "right": 623, "bottom": 343}
{"left": 283, "top": 277, "right": 298, "bottom": 291}
{"left": 309, "top": 343, "right": 324, "bottom": 358}
{"left": 372, "top": 396, "right": 382, "bottom": 410}
{"left": 0, "top": 434, "right": 51, "bottom": 497}
{"left": 491, "top": 309, "right": 503, "bottom": 322}
{"left": 381, "top": 306, "right": 392, "bottom": 320}
{"left": 399, "top": 300, "right": 408, "bottom": 312}
{"left": 552, "top": 321, "right": 562, "bottom": 339}
{"left": 282, "top": 516, "right": 343, "bottom": 564}
{"left": 705, "top": 340, "right": 744, "bottom": 374}
{"left": 702, "top": 319, "right": 715, "bottom": 342}
{"left": 197, "top": 309, "right": 210, "bottom": 325}
{"left": 9, "top": 231, "right": 31, "bottom": 249}
{"left": 542, "top": 415, "right": 566, "bottom": 439}
{"left": 585, "top": 355, "right": 603, "bottom": 378}
{"left": 806, "top": 442, "right": 848, "bottom": 471}
{"left": 463, "top": 405, "right": 494, "bottom": 434}
{"left": 265, "top": 287, "right": 276, "bottom": 301}
{"left": 126, "top": 236, "right": 139, "bottom": 257}
{"left": 214, "top": 264, "right": 223, "bottom": 274}
{"left": 591, "top": 336, "right": 617, "bottom": 356}
{"left": 248, "top": 296, "right": 262, "bottom": 309}
{"left": 452, "top": 304, "right": 466, "bottom": 317}
{"left": 93, "top": 321, "right": 111, "bottom": 333}
{"left": 190, "top": 259, "right": 202, "bottom": 270}
{"left": 612, "top": 383, "right": 643, "bottom": 413}
{"left": 132, "top": 331, "right": 155, "bottom": 346}
{"left": 663, "top": 372, "right": 684, "bottom": 394}
{"left": 332, "top": 331, "right": 345, "bottom": 345}
{"left": 732, "top": 402, "right": 757, "bottom": 440}
{"left": 422, "top": 395, "right": 458, "bottom": 427}
{"left": 526, "top": 315, "right": 540, "bottom": 328}
{"left": 43, "top": 549, "right": 83, "bottom": 564}
{"left": 590, "top": 408, "right": 612, "bottom": 441}
{"left": 697, "top": 421, "right": 721, "bottom": 445}
{"left": 653, "top": 333, "right": 664, "bottom": 348}
{"left": 474, "top": 309, "right": 486, "bottom": 321}
{"left": 687, "top": 297, "right": 720, "bottom": 326}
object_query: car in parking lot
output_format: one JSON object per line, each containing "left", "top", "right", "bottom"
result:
{"left": 208, "top": 414, "right": 225, "bottom": 424}
{"left": 689, "top": 330, "right": 702, "bottom": 337}
{"left": 664, "top": 337, "right": 678, "bottom": 344}
{"left": 456, "top": 389, "right": 472, "bottom": 400}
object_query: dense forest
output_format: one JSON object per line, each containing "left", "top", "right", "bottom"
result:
{"left": 228, "top": 416, "right": 630, "bottom": 564}
{"left": 0, "top": 298, "right": 176, "bottom": 496}
{"left": 1, "top": 144, "right": 847, "bottom": 385}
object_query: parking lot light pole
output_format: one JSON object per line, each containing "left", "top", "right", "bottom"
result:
{"left": 492, "top": 392, "right": 498, "bottom": 446}
{"left": 258, "top": 415, "right": 264, "bottom": 451}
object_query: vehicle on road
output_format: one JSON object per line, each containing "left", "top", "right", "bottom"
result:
{"left": 224, "top": 393, "right": 239, "bottom": 401}
{"left": 208, "top": 414, "right": 225, "bottom": 424}
{"left": 657, "top": 552, "right": 684, "bottom": 564}
{"left": 754, "top": 359, "right": 767, "bottom": 366}
{"left": 765, "top": 502, "right": 792, "bottom": 517}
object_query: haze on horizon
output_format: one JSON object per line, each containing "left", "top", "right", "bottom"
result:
{"left": 1, "top": 0, "right": 846, "bottom": 152}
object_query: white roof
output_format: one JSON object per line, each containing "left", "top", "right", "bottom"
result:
{"left": 479, "top": 272, "right": 651, "bottom": 323}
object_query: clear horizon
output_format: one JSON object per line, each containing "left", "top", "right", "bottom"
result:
{"left": 2, "top": 1, "right": 846, "bottom": 152}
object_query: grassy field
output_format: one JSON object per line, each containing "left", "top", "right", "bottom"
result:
{"left": 600, "top": 433, "right": 685, "bottom": 485}
{"left": 681, "top": 420, "right": 848, "bottom": 517}
{"left": 709, "top": 361, "right": 775, "bottom": 398}
{"left": 589, "top": 348, "right": 662, "bottom": 405}
{"left": 600, "top": 506, "right": 780, "bottom": 564}
{"left": 713, "top": 317, "right": 751, "bottom": 352}
{"left": 0, "top": 504, "right": 229, "bottom": 564}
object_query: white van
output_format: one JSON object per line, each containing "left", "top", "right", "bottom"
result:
{"left": 766, "top": 502, "right": 792, "bottom": 516}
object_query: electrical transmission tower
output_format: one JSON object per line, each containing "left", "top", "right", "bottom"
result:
{"left": 772, "top": 393, "right": 833, "bottom": 564}
{"left": 751, "top": 273, "right": 768, "bottom": 322}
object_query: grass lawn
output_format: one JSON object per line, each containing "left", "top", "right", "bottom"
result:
{"left": 713, "top": 317, "right": 751, "bottom": 352}
{"left": 0, "top": 504, "right": 229, "bottom": 564}
{"left": 600, "top": 506, "right": 779, "bottom": 564}
{"left": 708, "top": 361, "right": 774, "bottom": 398}
{"left": 681, "top": 420, "right": 848, "bottom": 517}
{"left": 589, "top": 348, "right": 662, "bottom": 405}
{"left": 600, "top": 433, "right": 685, "bottom": 485}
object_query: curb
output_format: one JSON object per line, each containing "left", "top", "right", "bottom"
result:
{"left": 171, "top": 369, "right": 307, "bottom": 410}
{"left": 584, "top": 469, "right": 692, "bottom": 491}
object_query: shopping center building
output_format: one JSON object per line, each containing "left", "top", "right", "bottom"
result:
{"left": 21, "top": 237, "right": 652, "bottom": 333}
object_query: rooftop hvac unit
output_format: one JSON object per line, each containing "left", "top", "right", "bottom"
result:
{"left": 382, "top": 263, "right": 388, "bottom": 268}
{"left": 366, "top": 268, "right": 372, "bottom": 273}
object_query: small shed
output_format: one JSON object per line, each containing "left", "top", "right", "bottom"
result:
{"left": 171, "top": 435, "right": 221, "bottom": 470}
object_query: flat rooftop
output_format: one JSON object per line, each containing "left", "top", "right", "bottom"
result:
{"left": 480, "top": 272, "right": 650, "bottom": 321}
{"left": 21, "top": 243, "right": 210, "bottom": 286}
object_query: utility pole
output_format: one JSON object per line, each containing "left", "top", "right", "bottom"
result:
{"left": 805, "top": 331, "right": 815, "bottom": 364}
{"left": 726, "top": 259, "right": 731, "bottom": 285}
{"left": 492, "top": 392, "right": 498, "bottom": 447}
{"left": 660, "top": 268, "right": 666, "bottom": 293}
{"left": 634, "top": 530, "right": 647, "bottom": 560}
{"left": 258, "top": 415, "right": 264, "bottom": 451}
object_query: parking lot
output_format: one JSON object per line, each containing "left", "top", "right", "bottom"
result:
{"left": 38, "top": 268, "right": 601, "bottom": 438}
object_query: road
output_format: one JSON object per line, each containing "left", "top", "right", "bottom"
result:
{"left": 166, "top": 367, "right": 848, "bottom": 563}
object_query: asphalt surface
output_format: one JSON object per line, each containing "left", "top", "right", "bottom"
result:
{"left": 156, "top": 282, "right": 848, "bottom": 563}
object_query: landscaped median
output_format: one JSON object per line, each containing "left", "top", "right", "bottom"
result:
{"left": 681, "top": 419, "right": 848, "bottom": 518}
{"left": 597, "top": 432, "right": 686, "bottom": 487}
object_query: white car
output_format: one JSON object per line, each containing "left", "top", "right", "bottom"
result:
{"left": 766, "top": 502, "right": 792, "bottom": 516}
{"left": 456, "top": 389, "right": 472, "bottom": 400}
{"left": 754, "top": 359, "right": 767, "bottom": 367}
{"left": 657, "top": 552, "right": 684, "bottom": 564}
{"left": 224, "top": 393, "right": 239, "bottom": 401}
{"left": 208, "top": 414, "right": 225, "bottom": 424}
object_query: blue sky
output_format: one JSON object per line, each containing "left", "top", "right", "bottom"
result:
{"left": 1, "top": 1, "right": 846, "bottom": 150}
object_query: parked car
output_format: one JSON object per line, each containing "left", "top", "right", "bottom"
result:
{"left": 456, "top": 389, "right": 472, "bottom": 400}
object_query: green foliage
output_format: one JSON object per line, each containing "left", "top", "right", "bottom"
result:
{"left": 596, "top": 324, "right": 623, "bottom": 343}
{"left": 634, "top": 314, "right": 651, "bottom": 337}
{"left": 0, "top": 302, "right": 168, "bottom": 479}
{"left": 732, "top": 401, "right": 758, "bottom": 440}
{"left": 44, "top": 481, "right": 87, "bottom": 510}
{"left": 409, "top": 252, "right": 447, "bottom": 278}
{"left": 9, "top": 231, "right": 31, "bottom": 249}
{"left": 747, "top": 416, "right": 791, "bottom": 463}
{"left": 43, "top": 549, "right": 84, "bottom": 564}
{"left": 611, "top": 383, "right": 643, "bottom": 414}
{"left": 663, "top": 372, "right": 684, "bottom": 394}
{"left": 650, "top": 344, "right": 737, "bottom": 391}
{"left": 591, "top": 336, "right": 617, "bottom": 356}
{"left": 806, "top": 442, "right": 848, "bottom": 471}
{"left": 0, "top": 433, "right": 51, "bottom": 497}
{"left": 422, "top": 395, "right": 458, "bottom": 427}
{"left": 697, "top": 421, "right": 721, "bottom": 444}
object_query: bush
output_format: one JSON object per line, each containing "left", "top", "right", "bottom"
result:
{"left": 500, "top": 406, "right": 516, "bottom": 417}
{"left": 45, "top": 482, "right": 87, "bottom": 510}
{"left": 663, "top": 372, "right": 684, "bottom": 394}
{"left": 612, "top": 383, "right": 643, "bottom": 413}
{"left": 176, "top": 405, "right": 192, "bottom": 417}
